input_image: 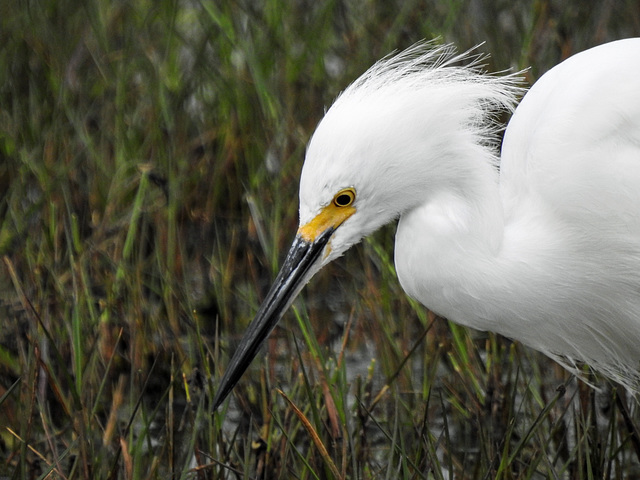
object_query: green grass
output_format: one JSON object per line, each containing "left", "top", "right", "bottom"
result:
{"left": 1, "top": 0, "right": 640, "bottom": 478}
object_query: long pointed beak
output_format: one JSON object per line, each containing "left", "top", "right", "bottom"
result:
{"left": 212, "top": 227, "right": 334, "bottom": 410}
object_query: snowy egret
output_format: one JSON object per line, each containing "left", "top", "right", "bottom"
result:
{"left": 213, "top": 38, "right": 640, "bottom": 410}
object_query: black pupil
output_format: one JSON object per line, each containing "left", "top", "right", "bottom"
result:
{"left": 335, "top": 193, "right": 351, "bottom": 206}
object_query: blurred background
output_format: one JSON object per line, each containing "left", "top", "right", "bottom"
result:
{"left": 1, "top": 0, "right": 639, "bottom": 478}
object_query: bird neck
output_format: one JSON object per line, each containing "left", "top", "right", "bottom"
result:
{"left": 415, "top": 147, "right": 506, "bottom": 253}
{"left": 394, "top": 150, "right": 507, "bottom": 326}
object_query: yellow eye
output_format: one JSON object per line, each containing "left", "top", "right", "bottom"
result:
{"left": 333, "top": 188, "right": 356, "bottom": 207}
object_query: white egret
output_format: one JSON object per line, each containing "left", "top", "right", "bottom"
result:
{"left": 213, "top": 38, "right": 640, "bottom": 410}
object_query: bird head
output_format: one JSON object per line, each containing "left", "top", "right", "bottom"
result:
{"left": 212, "top": 42, "right": 521, "bottom": 409}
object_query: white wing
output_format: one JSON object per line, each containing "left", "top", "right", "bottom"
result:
{"left": 498, "top": 38, "right": 640, "bottom": 388}
{"left": 501, "top": 38, "right": 640, "bottom": 229}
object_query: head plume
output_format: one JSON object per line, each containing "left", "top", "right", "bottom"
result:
{"left": 300, "top": 41, "right": 525, "bottom": 261}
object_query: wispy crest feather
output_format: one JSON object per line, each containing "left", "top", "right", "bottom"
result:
{"left": 332, "top": 41, "right": 526, "bottom": 152}
{"left": 338, "top": 41, "right": 524, "bottom": 105}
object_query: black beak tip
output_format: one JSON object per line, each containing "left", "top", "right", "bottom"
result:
{"left": 212, "top": 384, "right": 231, "bottom": 412}
{"left": 210, "top": 230, "right": 334, "bottom": 413}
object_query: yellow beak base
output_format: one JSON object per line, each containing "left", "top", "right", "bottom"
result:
{"left": 297, "top": 203, "right": 356, "bottom": 242}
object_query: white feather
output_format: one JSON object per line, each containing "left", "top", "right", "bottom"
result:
{"left": 299, "top": 38, "right": 640, "bottom": 392}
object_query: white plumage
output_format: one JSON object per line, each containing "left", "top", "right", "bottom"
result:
{"left": 213, "top": 38, "right": 640, "bottom": 409}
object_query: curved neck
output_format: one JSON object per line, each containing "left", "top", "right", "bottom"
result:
{"left": 394, "top": 153, "right": 506, "bottom": 328}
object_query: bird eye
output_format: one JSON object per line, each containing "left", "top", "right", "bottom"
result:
{"left": 333, "top": 188, "right": 356, "bottom": 207}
